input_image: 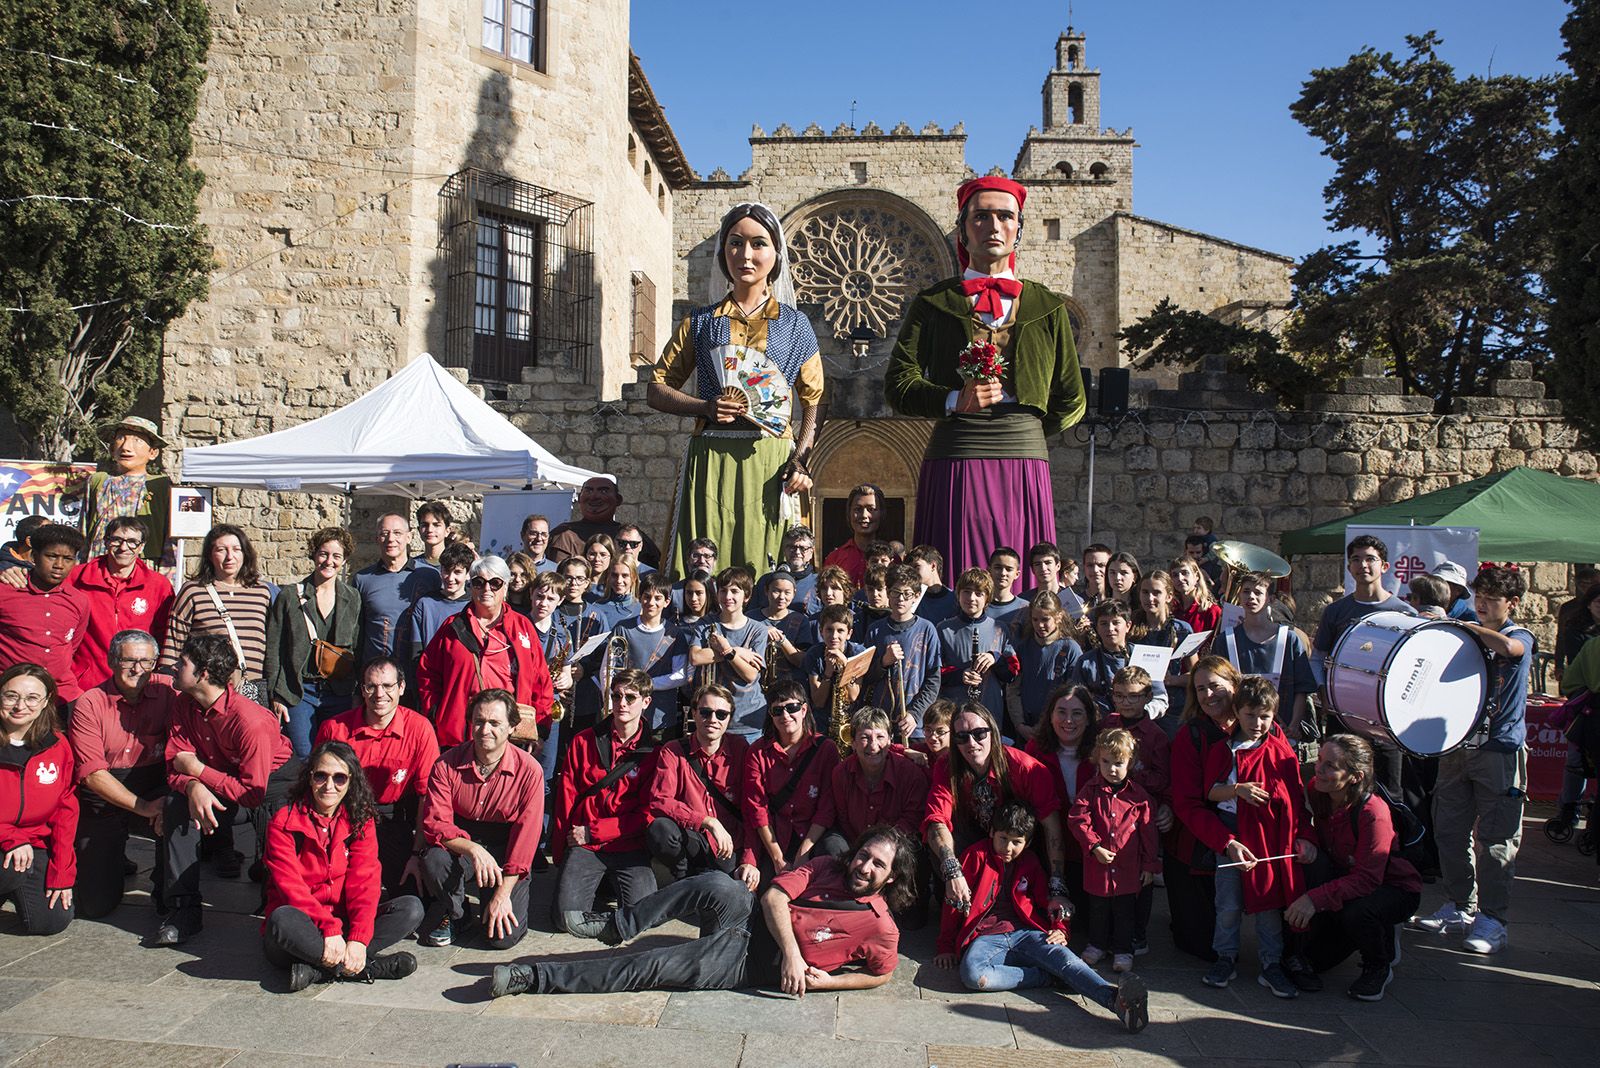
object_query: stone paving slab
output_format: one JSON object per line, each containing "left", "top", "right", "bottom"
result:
{"left": 835, "top": 993, "right": 1017, "bottom": 1047}
{"left": 1173, "top": 1009, "right": 1379, "bottom": 1063}
{"left": 928, "top": 1045, "right": 1119, "bottom": 1068}
{"left": 313, "top": 962, "right": 486, "bottom": 1014}
{"left": 658, "top": 987, "right": 840, "bottom": 1035}
{"left": 0, "top": 979, "right": 230, "bottom": 1043}
{"left": 481, "top": 987, "right": 669, "bottom": 1026}
{"left": 0, "top": 1036, "right": 50, "bottom": 1068}
{"left": 741, "top": 1032, "right": 927, "bottom": 1068}
{"left": 1342, "top": 1015, "right": 1561, "bottom": 1067}
{"left": 158, "top": 991, "right": 393, "bottom": 1057}
{"left": 538, "top": 1020, "right": 747, "bottom": 1068}
{"left": 8, "top": 1036, "right": 238, "bottom": 1068}
{"left": 1007, "top": 1000, "right": 1194, "bottom": 1058}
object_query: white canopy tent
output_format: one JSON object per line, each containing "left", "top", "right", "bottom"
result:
{"left": 179, "top": 353, "right": 600, "bottom": 496}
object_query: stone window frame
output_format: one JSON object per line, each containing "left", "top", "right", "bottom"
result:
{"left": 480, "top": 0, "right": 547, "bottom": 73}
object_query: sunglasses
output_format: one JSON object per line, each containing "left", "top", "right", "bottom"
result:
{"left": 610, "top": 690, "right": 645, "bottom": 704}
{"left": 952, "top": 726, "right": 992, "bottom": 746}
{"left": 311, "top": 771, "right": 350, "bottom": 787}
{"left": 469, "top": 577, "right": 506, "bottom": 591}
{"left": 695, "top": 705, "right": 732, "bottom": 721}
{"left": 618, "top": 539, "right": 643, "bottom": 550}
{"left": 769, "top": 700, "right": 806, "bottom": 718}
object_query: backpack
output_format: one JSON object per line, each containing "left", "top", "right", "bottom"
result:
{"left": 1360, "top": 782, "right": 1429, "bottom": 869}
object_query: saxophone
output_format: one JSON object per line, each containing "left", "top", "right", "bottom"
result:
{"left": 547, "top": 641, "right": 570, "bottom": 723}
{"left": 829, "top": 655, "right": 853, "bottom": 758}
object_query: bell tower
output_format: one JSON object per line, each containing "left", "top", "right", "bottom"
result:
{"left": 1012, "top": 25, "right": 1134, "bottom": 193}
{"left": 1042, "top": 27, "right": 1100, "bottom": 131}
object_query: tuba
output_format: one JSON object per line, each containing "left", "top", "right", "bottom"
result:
{"left": 1211, "top": 540, "right": 1292, "bottom": 604}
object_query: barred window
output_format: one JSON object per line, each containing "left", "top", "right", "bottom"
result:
{"left": 482, "top": 0, "right": 542, "bottom": 69}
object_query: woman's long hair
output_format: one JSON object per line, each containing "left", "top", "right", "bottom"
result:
{"left": 948, "top": 701, "right": 1011, "bottom": 805}
{"left": 1030, "top": 682, "right": 1101, "bottom": 762}
{"left": 1182, "top": 655, "right": 1243, "bottom": 723}
{"left": 1309, "top": 733, "right": 1377, "bottom": 823}
{"left": 289, "top": 740, "right": 378, "bottom": 838}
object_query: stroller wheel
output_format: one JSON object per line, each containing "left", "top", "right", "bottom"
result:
{"left": 1577, "top": 829, "right": 1597, "bottom": 857}
{"left": 1545, "top": 818, "right": 1575, "bottom": 844}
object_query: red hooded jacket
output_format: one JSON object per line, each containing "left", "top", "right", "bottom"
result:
{"left": 417, "top": 608, "right": 554, "bottom": 748}
{"left": 1026, "top": 737, "right": 1096, "bottom": 862}
{"left": 1067, "top": 774, "right": 1160, "bottom": 897}
{"left": 262, "top": 801, "right": 381, "bottom": 945}
{"left": 1198, "top": 729, "right": 1305, "bottom": 912}
{"left": 1167, "top": 715, "right": 1232, "bottom": 873}
{"left": 937, "top": 838, "right": 1066, "bottom": 956}
{"left": 0, "top": 732, "right": 78, "bottom": 888}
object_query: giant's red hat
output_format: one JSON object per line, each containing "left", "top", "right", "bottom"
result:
{"left": 956, "top": 176, "right": 1027, "bottom": 211}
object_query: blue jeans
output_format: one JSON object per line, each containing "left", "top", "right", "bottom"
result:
{"left": 1213, "top": 865, "right": 1284, "bottom": 966}
{"left": 283, "top": 679, "right": 351, "bottom": 758}
{"left": 959, "top": 930, "right": 1117, "bottom": 1008}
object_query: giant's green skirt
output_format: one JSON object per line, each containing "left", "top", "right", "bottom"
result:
{"left": 668, "top": 434, "right": 792, "bottom": 577}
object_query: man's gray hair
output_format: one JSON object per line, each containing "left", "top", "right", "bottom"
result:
{"left": 107, "top": 629, "right": 159, "bottom": 666}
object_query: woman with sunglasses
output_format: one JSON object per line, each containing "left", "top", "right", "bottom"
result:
{"left": 0, "top": 663, "right": 77, "bottom": 935}
{"left": 262, "top": 739, "right": 423, "bottom": 990}
{"left": 418, "top": 556, "right": 554, "bottom": 750}
{"left": 924, "top": 702, "right": 1067, "bottom": 917}
{"left": 740, "top": 680, "right": 839, "bottom": 884}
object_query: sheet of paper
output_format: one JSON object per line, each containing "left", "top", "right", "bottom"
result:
{"left": 1128, "top": 643, "right": 1174, "bottom": 676}
{"left": 1173, "top": 630, "right": 1211, "bottom": 659}
{"left": 1219, "top": 602, "right": 1246, "bottom": 632}
{"left": 574, "top": 633, "right": 609, "bottom": 660}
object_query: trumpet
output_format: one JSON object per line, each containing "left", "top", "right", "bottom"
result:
{"left": 968, "top": 628, "right": 983, "bottom": 704}
{"left": 1212, "top": 540, "right": 1292, "bottom": 604}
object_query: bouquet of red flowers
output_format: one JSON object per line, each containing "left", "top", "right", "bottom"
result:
{"left": 956, "top": 338, "right": 1007, "bottom": 381}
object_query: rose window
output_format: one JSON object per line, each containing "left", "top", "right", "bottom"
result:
{"left": 788, "top": 206, "right": 948, "bottom": 340}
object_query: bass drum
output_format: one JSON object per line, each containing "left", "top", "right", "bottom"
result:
{"left": 1326, "top": 611, "right": 1490, "bottom": 757}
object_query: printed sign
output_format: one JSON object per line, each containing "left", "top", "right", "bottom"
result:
{"left": 1344, "top": 525, "right": 1480, "bottom": 598}
{"left": 479, "top": 489, "right": 578, "bottom": 560}
{"left": 0, "top": 461, "right": 97, "bottom": 546}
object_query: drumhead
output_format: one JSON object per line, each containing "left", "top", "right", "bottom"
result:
{"left": 1377, "top": 623, "right": 1489, "bottom": 756}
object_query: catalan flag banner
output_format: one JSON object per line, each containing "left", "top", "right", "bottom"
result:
{"left": 0, "top": 461, "right": 97, "bottom": 547}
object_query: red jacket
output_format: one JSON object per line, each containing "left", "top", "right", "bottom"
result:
{"left": 1067, "top": 775, "right": 1160, "bottom": 897}
{"left": 1167, "top": 715, "right": 1231, "bottom": 873}
{"left": 0, "top": 732, "right": 78, "bottom": 888}
{"left": 1199, "top": 729, "right": 1305, "bottom": 912}
{"left": 1305, "top": 793, "right": 1422, "bottom": 914}
{"left": 417, "top": 608, "right": 554, "bottom": 748}
{"left": 166, "top": 687, "right": 292, "bottom": 808}
{"left": 742, "top": 733, "right": 839, "bottom": 861}
{"left": 1100, "top": 712, "right": 1171, "bottom": 805}
{"left": 65, "top": 556, "right": 174, "bottom": 690}
{"left": 923, "top": 745, "right": 1059, "bottom": 837}
{"left": 647, "top": 735, "right": 749, "bottom": 852}
{"left": 551, "top": 722, "right": 657, "bottom": 863}
{"left": 262, "top": 802, "right": 380, "bottom": 945}
{"left": 937, "top": 839, "right": 1065, "bottom": 956}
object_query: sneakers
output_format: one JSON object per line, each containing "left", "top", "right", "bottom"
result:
{"left": 1112, "top": 953, "right": 1134, "bottom": 974}
{"left": 1348, "top": 963, "right": 1393, "bottom": 1002}
{"left": 1131, "top": 936, "right": 1150, "bottom": 956}
{"left": 491, "top": 963, "right": 537, "bottom": 998}
{"left": 1462, "top": 914, "right": 1507, "bottom": 954}
{"left": 1282, "top": 954, "right": 1323, "bottom": 993}
{"left": 418, "top": 916, "right": 454, "bottom": 948}
{"left": 1410, "top": 901, "right": 1473, "bottom": 935}
{"left": 289, "top": 962, "right": 329, "bottom": 992}
{"left": 151, "top": 907, "right": 202, "bottom": 947}
{"left": 563, "top": 910, "right": 615, "bottom": 940}
{"left": 1114, "top": 973, "right": 1149, "bottom": 1034}
{"left": 352, "top": 951, "right": 418, "bottom": 983}
{"left": 1201, "top": 955, "right": 1237, "bottom": 988}
{"left": 1081, "top": 945, "right": 1106, "bottom": 967}
{"left": 1258, "top": 963, "right": 1299, "bottom": 999}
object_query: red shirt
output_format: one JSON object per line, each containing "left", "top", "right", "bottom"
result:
{"left": 938, "top": 840, "right": 1063, "bottom": 956}
{"left": 1179, "top": 602, "right": 1223, "bottom": 646}
{"left": 1306, "top": 793, "right": 1422, "bottom": 913}
{"left": 420, "top": 741, "right": 545, "bottom": 877}
{"left": 68, "top": 678, "right": 175, "bottom": 781}
{"left": 0, "top": 577, "right": 88, "bottom": 700}
{"left": 262, "top": 802, "right": 381, "bottom": 945}
{"left": 1101, "top": 712, "right": 1172, "bottom": 805}
{"left": 648, "top": 735, "right": 749, "bottom": 852}
{"left": 165, "top": 686, "right": 293, "bottom": 807}
{"left": 822, "top": 541, "right": 869, "bottom": 587}
{"left": 1067, "top": 775, "right": 1161, "bottom": 897}
{"left": 770, "top": 856, "right": 899, "bottom": 975}
{"left": 65, "top": 556, "right": 174, "bottom": 690}
{"left": 923, "top": 745, "right": 1060, "bottom": 837}
{"left": 742, "top": 733, "right": 840, "bottom": 859}
{"left": 814, "top": 751, "right": 928, "bottom": 842}
{"left": 315, "top": 706, "right": 440, "bottom": 805}
{"left": 0, "top": 732, "right": 77, "bottom": 888}
{"left": 417, "top": 608, "right": 554, "bottom": 749}
{"left": 552, "top": 722, "right": 657, "bottom": 862}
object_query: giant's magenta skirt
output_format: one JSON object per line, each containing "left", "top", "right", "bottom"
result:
{"left": 912, "top": 457, "right": 1057, "bottom": 588}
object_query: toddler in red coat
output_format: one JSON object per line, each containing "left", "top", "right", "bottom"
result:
{"left": 1068, "top": 728, "right": 1159, "bottom": 973}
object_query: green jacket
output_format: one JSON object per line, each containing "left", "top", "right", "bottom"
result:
{"left": 263, "top": 578, "right": 363, "bottom": 705}
{"left": 884, "top": 278, "right": 1088, "bottom": 437}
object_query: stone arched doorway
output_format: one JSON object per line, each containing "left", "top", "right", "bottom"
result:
{"left": 808, "top": 418, "right": 931, "bottom": 554}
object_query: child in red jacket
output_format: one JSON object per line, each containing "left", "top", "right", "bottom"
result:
{"left": 1068, "top": 727, "right": 1160, "bottom": 973}
{"left": 935, "top": 801, "right": 1148, "bottom": 1034}
{"left": 1102, "top": 665, "right": 1173, "bottom": 955}
{"left": 1198, "top": 676, "right": 1305, "bottom": 998}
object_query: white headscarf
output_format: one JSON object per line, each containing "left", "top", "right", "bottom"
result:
{"left": 707, "top": 202, "right": 796, "bottom": 308}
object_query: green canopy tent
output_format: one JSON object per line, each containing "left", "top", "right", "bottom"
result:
{"left": 1278, "top": 466, "right": 1600, "bottom": 563}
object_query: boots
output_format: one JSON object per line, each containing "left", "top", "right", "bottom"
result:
{"left": 347, "top": 951, "right": 418, "bottom": 984}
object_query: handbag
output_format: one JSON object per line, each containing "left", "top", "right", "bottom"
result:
{"left": 301, "top": 582, "right": 354, "bottom": 682}
{"left": 205, "top": 583, "right": 268, "bottom": 704}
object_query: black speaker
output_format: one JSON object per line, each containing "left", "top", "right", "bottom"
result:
{"left": 1080, "top": 367, "right": 1093, "bottom": 405}
{"left": 1098, "top": 367, "right": 1130, "bottom": 417}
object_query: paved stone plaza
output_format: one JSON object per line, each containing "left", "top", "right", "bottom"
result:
{"left": 0, "top": 802, "right": 1595, "bottom": 1068}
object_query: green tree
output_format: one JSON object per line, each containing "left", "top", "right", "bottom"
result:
{"left": 1288, "top": 32, "right": 1558, "bottom": 410}
{"left": 1546, "top": 0, "right": 1600, "bottom": 443}
{"left": 0, "top": 0, "right": 212, "bottom": 461}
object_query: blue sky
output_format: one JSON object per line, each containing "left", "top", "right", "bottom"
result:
{"left": 630, "top": 1, "right": 1573, "bottom": 261}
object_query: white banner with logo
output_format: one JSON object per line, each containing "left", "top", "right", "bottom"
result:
{"left": 1343, "top": 525, "right": 1480, "bottom": 597}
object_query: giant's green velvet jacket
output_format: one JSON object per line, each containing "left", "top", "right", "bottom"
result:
{"left": 884, "top": 278, "right": 1088, "bottom": 438}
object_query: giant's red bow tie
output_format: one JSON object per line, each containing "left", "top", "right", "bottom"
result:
{"left": 959, "top": 276, "right": 1023, "bottom": 319}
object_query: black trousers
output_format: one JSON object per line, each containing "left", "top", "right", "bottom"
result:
{"left": 646, "top": 817, "right": 736, "bottom": 879}
{"left": 74, "top": 763, "right": 166, "bottom": 919}
{"left": 418, "top": 820, "right": 531, "bottom": 950}
{"left": 1086, "top": 892, "right": 1138, "bottom": 954}
{"left": 0, "top": 846, "right": 74, "bottom": 935}
{"left": 536, "top": 871, "right": 771, "bottom": 994}
{"left": 372, "top": 803, "right": 418, "bottom": 898}
{"left": 261, "top": 896, "right": 425, "bottom": 970}
{"left": 161, "top": 759, "right": 300, "bottom": 912}
{"left": 553, "top": 846, "right": 656, "bottom": 935}
{"left": 1299, "top": 852, "right": 1420, "bottom": 970}
{"left": 1163, "top": 854, "right": 1218, "bottom": 962}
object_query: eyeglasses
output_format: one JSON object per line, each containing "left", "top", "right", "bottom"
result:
{"left": 0, "top": 691, "right": 48, "bottom": 709}
{"left": 617, "top": 539, "right": 643, "bottom": 550}
{"left": 116, "top": 657, "right": 158, "bottom": 670}
{"left": 563, "top": 574, "right": 589, "bottom": 584}
{"left": 106, "top": 537, "right": 144, "bottom": 549}
{"left": 311, "top": 770, "right": 350, "bottom": 787}
{"left": 952, "top": 726, "right": 992, "bottom": 746}
{"left": 469, "top": 577, "right": 506, "bottom": 591}
{"left": 611, "top": 690, "right": 645, "bottom": 704}
{"left": 769, "top": 700, "right": 806, "bottom": 718}
{"left": 362, "top": 681, "right": 400, "bottom": 694}
{"left": 525, "top": 530, "right": 549, "bottom": 540}
{"left": 1111, "top": 690, "right": 1150, "bottom": 703}
{"left": 695, "top": 705, "right": 732, "bottom": 721}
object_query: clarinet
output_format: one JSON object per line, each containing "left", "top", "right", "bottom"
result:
{"left": 968, "top": 626, "right": 983, "bottom": 704}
